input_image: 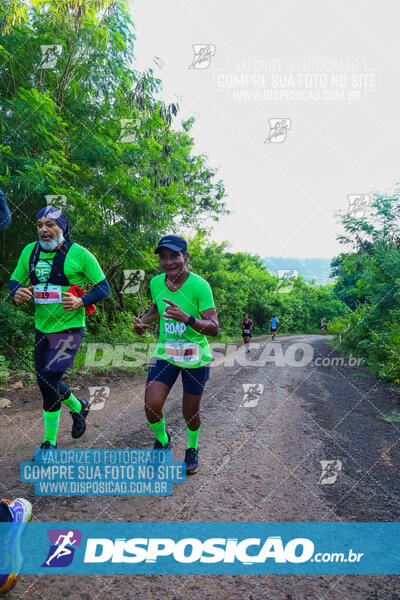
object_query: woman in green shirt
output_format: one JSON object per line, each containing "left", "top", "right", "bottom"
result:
{"left": 133, "top": 234, "right": 219, "bottom": 475}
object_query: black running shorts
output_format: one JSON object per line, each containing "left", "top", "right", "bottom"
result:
{"left": 146, "top": 358, "right": 210, "bottom": 395}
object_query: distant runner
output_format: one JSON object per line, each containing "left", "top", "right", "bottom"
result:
{"left": 241, "top": 313, "right": 254, "bottom": 353}
{"left": 9, "top": 206, "right": 110, "bottom": 451}
{"left": 271, "top": 314, "right": 279, "bottom": 340}
{"left": 133, "top": 234, "right": 219, "bottom": 475}
{"left": 321, "top": 317, "right": 328, "bottom": 334}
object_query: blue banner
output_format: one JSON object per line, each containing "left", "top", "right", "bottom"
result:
{"left": 20, "top": 449, "right": 186, "bottom": 496}
{"left": 1, "top": 522, "right": 400, "bottom": 574}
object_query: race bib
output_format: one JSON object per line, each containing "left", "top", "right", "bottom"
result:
{"left": 165, "top": 341, "right": 200, "bottom": 363}
{"left": 243, "top": 329, "right": 251, "bottom": 335}
{"left": 34, "top": 284, "right": 62, "bottom": 304}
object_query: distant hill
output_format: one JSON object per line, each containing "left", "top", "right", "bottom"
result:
{"left": 263, "top": 257, "right": 334, "bottom": 286}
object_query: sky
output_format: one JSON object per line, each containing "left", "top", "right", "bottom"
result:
{"left": 128, "top": 0, "right": 400, "bottom": 258}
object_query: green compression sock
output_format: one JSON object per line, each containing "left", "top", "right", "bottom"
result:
{"left": 186, "top": 425, "right": 201, "bottom": 450}
{"left": 148, "top": 415, "right": 168, "bottom": 445}
{"left": 43, "top": 409, "right": 61, "bottom": 445}
{"left": 61, "top": 393, "right": 81, "bottom": 413}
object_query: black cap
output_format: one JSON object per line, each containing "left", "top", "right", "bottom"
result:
{"left": 154, "top": 234, "right": 188, "bottom": 254}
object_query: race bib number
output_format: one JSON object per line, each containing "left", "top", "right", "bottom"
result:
{"left": 243, "top": 329, "right": 251, "bottom": 335}
{"left": 165, "top": 341, "right": 200, "bottom": 363}
{"left": 34, "top": 284, "right": 62, "bottom": 304}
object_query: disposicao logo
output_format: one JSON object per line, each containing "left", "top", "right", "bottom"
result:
{"left": 83, "top": 536, "right": 315, "bottom": 564}
{"left": 41, "top": 529, "right": 82, "bottom": 568}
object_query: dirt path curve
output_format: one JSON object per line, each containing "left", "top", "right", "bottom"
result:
{"left": 2, "top": 335, "right": 400, "bottom": 599}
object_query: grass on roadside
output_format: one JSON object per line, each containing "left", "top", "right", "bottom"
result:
{"left": 381, "top": 410, "right": 400, "bottom": 423}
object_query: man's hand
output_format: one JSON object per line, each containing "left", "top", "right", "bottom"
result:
{"left": 13, "top": 285, "right": 34, "bottom": 304}
{"left": 133, "top": 315, "right": 151, "bottom": 337}
{"left": 162, "top": 298, "right": 189, "bottom": 323}
{"left": 62, "top": 292, "right": 84, "bottom": 312}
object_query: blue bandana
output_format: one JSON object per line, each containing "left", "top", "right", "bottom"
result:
{"left": 36, "top": 206, "right": 70, "bottom": 241}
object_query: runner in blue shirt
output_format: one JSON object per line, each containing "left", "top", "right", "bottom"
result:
{"left": 271, "top": 315, "right": 279, "bottom": 340}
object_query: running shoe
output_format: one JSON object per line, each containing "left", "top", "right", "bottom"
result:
{"left": 153, "top": 433, "right": 172, "bottom": 450}
{"left": 40, "top": 441, "right": 57, "bottom": 450}
{"left": 0, "top": 498, "right": 33, "bottom": 595}
{"left": 71, "top": 398, "right": 90, "bottom": 439}
{"left": 184, "top": 448, "right": 198, "bottom": 474}
{"left": 32, "top": 441, "right": 57, "bottom": 460}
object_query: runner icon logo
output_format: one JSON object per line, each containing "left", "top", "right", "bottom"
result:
{"left": 88, "top": 386, "right": 110, "bottom": 410}
{"left": 241, "top": 384, "right": 264, "bottom": 407}
{"left": 117, "top": 119, "right": 141, "bottom": 143}
{"left": 318, "top": 460, "right": 342, "bottom": 485}
{"left": 41, "top": 529, "right": 82, "bottom": 568}
{"left": 121, "top": 269, "right": 145, "bottom": 294}
{"left": 44, "top": 332, "right": 82, "bottom": 372}
{"left": 39, "top": 45, "right": 62, "bottom": 70}
{"left": 188, "top": 44, "right": 216, "bottom": 69}
{"left": 276, "top": 269, "right": 298, "bottom": 294}
{"left": 265, "top": 118, "right": 292, "bottom": 143}
{"left": 347, "top": 194, "right": 371, "bottom": 218}
{"left": 45, "top": 194, "right": 68, "bottom": 210}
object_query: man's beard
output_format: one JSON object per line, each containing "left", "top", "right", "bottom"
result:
{"left": 38, "top": 231, "right": 64, "bottom": 251}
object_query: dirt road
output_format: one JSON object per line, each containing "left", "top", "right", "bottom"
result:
{"left": 2, "top": 335, "right": 400, "bottom": 599}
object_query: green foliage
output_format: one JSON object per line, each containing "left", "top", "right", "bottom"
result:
{"left": 381, "top": 410, "right": 400, "bottom": 423}
{"left": 0, "top": 0, "right": 226, "bottom": 308}
{"left": 0, "top": 299, "right": 35, "bottom": 371}
{"left": 188, "top": 234, "right": 347, "bottom": 336}
{"left": 0, "top": 0, "right": 226, "bottom": 374}
{"left": 332, "top": 193, "right": 400, "bottom": 382}
{"left": 0, "top": 355, "right": 10, "bottom": 381}
{"left": 0, "top": 1, "right": 350, "bottom": 380}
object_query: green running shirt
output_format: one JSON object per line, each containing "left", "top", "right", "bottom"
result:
{"left": 10, "top": 242, "right": 106, "bottom": 333}
{"left": 150, "top": 271, "right": 215, "bottom": 368}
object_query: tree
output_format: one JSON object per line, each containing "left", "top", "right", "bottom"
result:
{"left": 331, "top": 192, "right": 400, "bottom": 381}
{"left": 0, "top": 0, "right": 226, "bottom": 318}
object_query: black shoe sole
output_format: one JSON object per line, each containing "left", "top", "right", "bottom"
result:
{"left": 153, "top": 434, "right": 173, "bottom": 450}
{"left": 186, "top": 466, "right": 198, "bottom": 475}
{"left": 153, "top": 441, "right": 173, "bottom": 449}
{"left": 185, "top": 449, "right": 198, "bottom": 474}
{"left": 71, "top": 425, "right": 86, "bottom": 439}
{"left": 34, "top": 445, "right": 57, "bottom": 459}
{"left": 71, "top": 399, "right": 90, "bottom": 439}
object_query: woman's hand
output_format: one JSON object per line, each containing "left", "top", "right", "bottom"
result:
{"left": 162, "top": 298, "right": 189, "bottom": 323}
{"left": 133, "top": 315, "right": 151, "bottom": 337}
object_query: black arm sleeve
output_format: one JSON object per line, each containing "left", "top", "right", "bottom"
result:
{"left": 9, "top": 280, "right": 21, "bottom": 297}
{"left": 81, "top": 278, "right": 110, "bottom": 306}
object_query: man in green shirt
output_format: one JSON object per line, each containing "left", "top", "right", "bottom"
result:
{"left": 133, "top": 234, "right": 219, "bottom": 475}
{"left": 9, "top": 206, "right": 110, "bottom": 451}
